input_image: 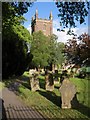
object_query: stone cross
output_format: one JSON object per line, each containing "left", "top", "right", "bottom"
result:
{"left": 45, "top": 72, "right": 54, "bottom": 91}
{"left": 59, "top": 78, "right": 76, "bottom": 109}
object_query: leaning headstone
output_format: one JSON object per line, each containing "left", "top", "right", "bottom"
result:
{"left": 59, "top": 78, "right": 76, "bottom": 109}
{"left": 45, "top": 72, "right": 54, "bottom": 91}
{"left": 30, "top": 72, "right": 40, "bottom": 91}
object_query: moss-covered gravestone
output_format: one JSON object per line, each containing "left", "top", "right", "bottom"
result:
{"left": 45, "top": 72, "right": 54, "bottom": 91}
{"left": 30, "top": 72, "right": 40, "bottom": 91}
{"left": 59, "top": 78, "right": 76, "bottom": 109}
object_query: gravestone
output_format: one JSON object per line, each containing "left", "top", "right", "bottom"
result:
{"left": 60, "top": 70, "right": 68, "bottom": 84}
{"left": 59, "top": 78, "right": 76, "bottom": 109}
{"left": 29, "top": 69, "right": 36, "bottom": 75}
{"left": 30, "top": 72, "right": 40, "bottom": 91}
{"left": 45, "top": 72, "right": 54, "bottom": 91}
{"left": 54, "top": 70, "right": 59, "bottom": 84}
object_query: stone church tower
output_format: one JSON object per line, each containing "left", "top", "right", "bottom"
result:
{"left": 31, "top": 9, "right": 53, "bottom": 36}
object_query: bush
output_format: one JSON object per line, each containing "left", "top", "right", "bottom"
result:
{"left": 76, "top": 67, "right": 87, "bottom": 79}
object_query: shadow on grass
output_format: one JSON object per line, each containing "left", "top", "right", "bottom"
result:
{"left": 3, "top": 79, "right": 13, "bottom": 88}
{"left": 38, "top": 90, "right": 61, "bottom": 107}
{"left": 18, "top": 75, "right": 29, "bottom": 81}
{"left": 54, "top": 86, "right": 60, "bottom": 89}
{"left": 21, "top": 82, "right": 31, "bottom": 90}
{"left": 3, "top": 76, "right": 31, "bottom": 95}
{"left": 17, "top": 75, "right": 31, "bottom": 90}
{"left": 39, "top": 78, "right": 45, "bottom": 89}
{"left": 3, "top": 74, "right": 29, "bottom": 88}
{"left": 71, "top": 94, "right": 90, "bottom": 118}
{"left": 39, "top": 90, "right": 90, "bottom": 118}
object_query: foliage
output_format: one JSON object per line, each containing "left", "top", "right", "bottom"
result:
{"left": 2, "top": 2, "right": 33, "bottom": 78}
{"left": 64, "top": 33, "right": 90, "bottom": 66}
{"left": 2, "top": 2, "right": 33, "bottom": 28}
{"left": 55, "top": 42, "right": 65, "bottom": 66}
{"left": 56, "top": 2, "right": 90, "bottom": 34}
{"left": 2, "top": 2, "right": 32, "bottom": 17}
{"left": 48, "top": 34, "right": 58, "bottom": 66}
{"left": 76, "top": 66, "right": 90, "bottom": 79}
{"left": 30, "top": 31, "right": 50, "bottom": 68}
{"left": 48, "top": 34, "right": 65, "bottom": 70}
{"left": 3, "top": 24, "right": 33, "bottom": 78}
{"left": 65, "top": 37, "right": 79, "bottom": 64}
{"left": 10, "top": 2, "right": 33, "bottom": 15}
{"left": 30, "top": 33, "right": 65, "bottom": 70}
{"left": 78, "top": 33, "right": 90, "bottom": 64}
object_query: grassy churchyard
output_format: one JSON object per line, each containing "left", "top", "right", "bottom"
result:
{"left": 2, "top": 71, "right": 90, "bottom": 119}
{"left": 0, "top": 82, "right": 5, "bottom": 91}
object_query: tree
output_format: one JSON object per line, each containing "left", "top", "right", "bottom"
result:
{"left": 78, "top": 33, "right": 90, "bottom": 65}
{"left": 2, "top": 23, "right": 33, "bottom": 78}
{"left": 30, "top": 31, "right": 50, "bottom": 69}
{"left": 30, "top": 33, "right": 65, "bottom": 70}
{"left": 64, "top": 37, "right": 80, "bottom": 64}
{"left": 64, "top": 33, "right": 90, "bottom": 66}
{"left": 2, "top": 2, "right": 33, "bottom": 28}
{"left": 56, "top": 2, "right": 90, "bottom": 34}
{"left": 2, "top": 2, "right": 33, "bottom": 78}
{"left": 55, "top": 42, "right": 65, "bottom": 67}
{"left": 48, "top": 34, "right": 65, "bottom": 70}
{"left": 48, "top": 34, "right": 58, "bottom": 68}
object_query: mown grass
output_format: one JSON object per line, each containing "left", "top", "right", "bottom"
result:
{"left": 18, "top": 74, "right": 60, "bottom": 107}
{"left": 3, "top": 72, "right": 90, "bottom": 119}
{"left": 70, "top": 77, "right": 90, "bottom": 107}
{"left": 15, "top": 72, "right": 90, "bottom": 119}
{"left": 0, "top": 81, "right": 5, "bottom": 91}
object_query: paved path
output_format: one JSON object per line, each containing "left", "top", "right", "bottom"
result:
{"left": 2, "top": 80, "right": 29, "bottom": 107}
{"left": 2, "top": 87, "right": 23, "bottom": 107}
{"left": 2, "top": 86, "right": 45, "bottom": 119}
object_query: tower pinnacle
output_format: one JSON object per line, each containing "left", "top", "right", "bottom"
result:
{"left": 49, "top": 11, "right": 53, "bottom": 20}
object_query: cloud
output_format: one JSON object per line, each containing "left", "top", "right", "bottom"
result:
{"left": 26, "top": 19, "right": 89, "bottom": 43}
{"left": 27, "top": 24, "right": 31, "bottom": 34}
{"left": 53, "top": 19, "right": 74, "bottom": 43}
{"left": 76, "top": 27, "right": 88, "bottom": 36}
{"left": 53, "top": 19, "right": 88, "bottom": 43}
{"left": 53, "top": 27, "right": 74, "bottom": 43}
{"left": 53, "top": 19, "right": 60, "bottom": 29}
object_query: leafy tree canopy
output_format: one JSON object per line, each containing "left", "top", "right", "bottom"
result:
{"left": 48, "top": 34, "right": 65, "bottom": 69}
{"left": 30, "top": 31, "right": 50, "bottom": 68}
{"left": 55, "top": 42, "right": 65, "bottom": 66}
{"left": 64, "top": 33, "right": 90, "bottom": 66}
{"left": 2, "top": 2, "right": 33, "bottom": 78}
{"left": 48, "top": 34, "right": 58, "bottom": 65}
{"left": 2, "top": 2, "right": 33, "bottom": 28}
{"left": 56, "top": 1, "right": 90, "bottom": 34}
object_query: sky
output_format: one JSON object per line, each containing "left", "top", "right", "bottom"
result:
{"left": 23, "top": 2, "right": 89, "bottom": 43}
